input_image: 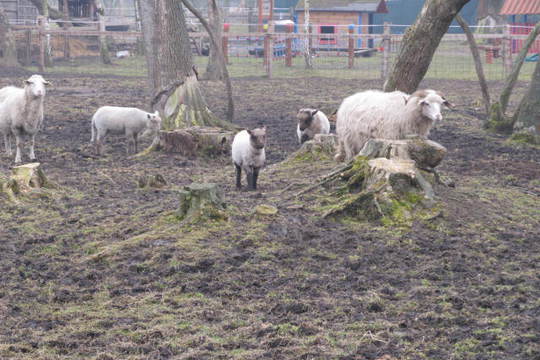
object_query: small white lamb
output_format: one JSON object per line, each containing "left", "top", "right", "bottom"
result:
{"left": 231, "top": 126, "right": 266, "bottom": 190}
{"left": 296, "top": 108, "right": 330, "bottom": 144}
{"left": 0, "top": 74, "right": 51, "bottom": 163}
{"left": 90, "top": 106, "right": 162, "bottom": 155}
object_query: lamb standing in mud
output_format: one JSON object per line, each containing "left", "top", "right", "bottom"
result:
{"left": 231, "top": 126, "right": 266, "bottom": 190}
{"left": 90, "top": 106, "right": 162, "bottom": 155}
{"left": 0, "top": 74, "right": 51, "bottom": 163}
{"left": 296, "top": 108, "right": 330, "bottom": 144}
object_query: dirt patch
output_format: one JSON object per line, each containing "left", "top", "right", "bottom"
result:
{"left": 0, "top": 74, "right": 539, "bottom": 359}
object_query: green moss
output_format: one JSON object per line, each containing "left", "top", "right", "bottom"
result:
{"left": 509, "top": 131, "right": 540, "bottom": 146}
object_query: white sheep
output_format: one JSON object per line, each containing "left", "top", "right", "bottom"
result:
{"left": 335, "top": 89, "right": 452, "bottom": 162}
{"left": 0, "top": 74, "right": 51, "bottom": 163}
{"left": 296, "top": 108, "right": 330, "bottom": 144}
{"left": 90, "top": 106, "right": 162, "bottom": 155}
{"left": 231, "top": 126, "right": 266, "bottom": 190}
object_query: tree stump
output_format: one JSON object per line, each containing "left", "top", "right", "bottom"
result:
{"left": 317, "top": 139, "right": 447, "bottom": 225}
{"left": 1, "top": 163, "right": 54, "bottom": 202}
{"left": 137, "top": 174, "right": 167, "bottom": 189}
{"left": 177, "top": 183, "right": 227, "bottom": 222}
{"left": 288, "top": 134, "right": 338, "bottom": 162}
{"left": 160, "top": 126, "right": 235, "bottom": 157}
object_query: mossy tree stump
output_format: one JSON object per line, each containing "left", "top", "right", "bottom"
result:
{"left": 160, "top": 126, "right": 235, "bottom": 157}
{"left": 177, "top": 183, "right": 227, "bottom": 222}
{"left": 1, "top": 163, "right": 54, "bottom": 202}
{"left": 317, "top": 138, "right": 447, "bottom": 224}
{"left": 289, "top": 134, "right": 338, "bottom": 162}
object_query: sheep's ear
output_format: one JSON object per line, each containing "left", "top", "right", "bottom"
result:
{"left": 44, "top": 81, "right": 52, "bottom": 86}
{"left": 420, "top": 99, "right": 429, "bottom": 106}
{"left": 24, "top": 80, "right": 32, "bottom": 85}
{"left": 154, "top": 110, "right": 160, "bottom": 117}
{"left": 246, "top": 129, "right": 253, "bottom": 136}
{"left": 443, "top": 100, "right": 454, "bottom": 109}
{"left": 311, "top": 109, "right": 319, "bottom": 116}
{"left": 147, "top": 114, "right": 151, "bottom": 119}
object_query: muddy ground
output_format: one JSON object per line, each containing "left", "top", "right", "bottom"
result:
{"left": 0, "top": 72, "right": 539, "bottom": 360}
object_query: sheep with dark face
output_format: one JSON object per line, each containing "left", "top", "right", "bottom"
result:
{"left": 231, "top": 126, "right": 266, "bottom": 190}
{"left": 296, "top": 108, "right": 330, "bottom": 144}
{"left": 335, "top": 89, "right": 452, "bottom": 162}
{"left": 0, "top": 74, "right": 51, "bottom": 163}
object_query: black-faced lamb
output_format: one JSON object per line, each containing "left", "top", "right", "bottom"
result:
{"left": 0, "top": 74, "right": 51, "bottom": 163}
{"left": 90, "top": 106, "right": 162, "bottom": 155}
{"left": 335, "top": 89, "right": 452, "bottom": 162}
{"left": 231, "top": 126, "right": 266, "bottom": 190}
{"left": 296, "top": 108, "right": 330, "bottom": 144}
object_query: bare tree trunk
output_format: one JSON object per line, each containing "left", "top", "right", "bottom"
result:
{"left": 204, "top": 0, "right": 223, "bottom": 80}
{"left": 456, "top": 14, "right": 490, "bottom": 116}
{"left": 303, "top": 0, "right": 312, "bottom": 69}
{"left": 181, "top": 0, "right": 234, "bottom": 123}
{"left": 0, "top": 6, "right": 19, "bottom": 67}
{"left": 383, "top": 0, "right": 471, "bottom": 93}
{"left": 140, "top": 0, "right": 234, "bottom": 130}
{"left": 42, "top": 0, "right": 53, "bottom": 67}
{"left": 512, "top": 58, "right": 540, "bottom": 136}
{"left": 29, "top": 0, "right": 64, "bottom": 20}
{"left": 487, "top": 22, "right": 540, "bottom": 133}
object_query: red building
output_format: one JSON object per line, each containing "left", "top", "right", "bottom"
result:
{"left": 500, "top": 0, "right": 540, "bottom": 53}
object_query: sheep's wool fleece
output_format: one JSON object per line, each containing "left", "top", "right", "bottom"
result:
{"left": 231, "top": 130, "right": 265, "bottom": 169}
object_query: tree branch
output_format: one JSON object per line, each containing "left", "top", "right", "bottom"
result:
{"left": 179, "top": 0, "right": 235, "bottom": 123}
{"left": 456, "top": 14, "right": 491, "bottom": 116}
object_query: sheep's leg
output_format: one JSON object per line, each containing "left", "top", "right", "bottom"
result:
{"left": 96, "top": 131, "right": 106, "bottom": 155}
{"left": 235, "top": 164, "right": 242, "bottom": 189}
{"left": 14, "top": 134, "right": 23, "bottom": 163}
{"left": 29, "top": 134, "right": 37, "bottom": 161}
{"left": 246, "top": 167, "right": 254, "bottom": 190}
{"left": 3, "top": 133, "right": 11, "bottom": 155}
{"left": 252, "top": 167, "right": 260, "bottom": 190}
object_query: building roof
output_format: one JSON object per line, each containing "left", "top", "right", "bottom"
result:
{"left": 500, "top": 0, "right": 540, "bottom": 15}
{"left": 296, "top": 0, "right": 387, "bottom": 13}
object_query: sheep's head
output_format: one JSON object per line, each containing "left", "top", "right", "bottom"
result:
{"left": 410, "top": 90, "right": 453, "bottom": 122}
{"left": 247, "top": 126, "right": 266, "bottom": 150}
{"left": 296, "top": 108, "right": 319, "bottom": 131}
{"left": 24, "top": 75, "right": 51, "bottom": 98}
{"left": 143, "top": 111, "right": 162, "bottom": 137}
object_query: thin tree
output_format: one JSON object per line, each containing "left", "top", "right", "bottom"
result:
{"left": 383, "top": 0, "right": 471, "bottom": 93}
{"left": 180, "top": 0, "right": 234, "bottom": 122}
{"left": 139, "top": 0, "right": 234, "bottom": 130}
{"left": 303, "top": 0, "right": 312, "bottom": 69}
{"left": 204, "top": 0, "right": 224, "bottom": 80}
{"left": 512, "top": 58, "right": 540, "bottom": 138}
{"left": 0, "top": 6, "right": 19, "bottom": 67}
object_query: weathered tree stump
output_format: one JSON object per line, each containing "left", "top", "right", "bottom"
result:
{"left": 289, "top": 134, "right": 338, "bottom": 162}
{"left": 137, "top": 174, "right": 167, "bottom": 189}
{"left": 177, "top": 183, "right": 227, "bottom": 222}
{"left": 1, "top": 163, "right": 54, "bottom": 202}
{"left": 312, "top": 138, "right": 448, "bottom": 224}
{"left": 358, "top": 138, "right": 447, "bottom": 169}
{"left": 160, "top": 126, "right": 235, "bottom": 157}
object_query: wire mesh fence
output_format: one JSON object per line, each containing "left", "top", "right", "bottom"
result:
{"left": 8, "top": 21, "right": 539, "bottom": 81}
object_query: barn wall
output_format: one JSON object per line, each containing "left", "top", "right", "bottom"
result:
{"left": 0, "top": 0, "right": 39, "bottom": 23}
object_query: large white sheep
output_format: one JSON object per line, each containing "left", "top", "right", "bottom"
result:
{"left": 231, "top": 126, "right": 266, "bottom": 190}
{"left": 90, "top": 106, "right": 162, "bottom": 155}
{"left": 296, "top": 108, "right": 330, "bottom": 144}
{"left": 335, "top": 89, "right": 452, "bottom": 161}
{"left": 0, "top": 74, "right": 51, "bottom": 163}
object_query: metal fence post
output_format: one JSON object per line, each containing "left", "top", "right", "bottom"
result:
{"left": 265, "top": 32, "right": 273, "bottom": 78}
{"left": 381, "top": 22, "right": 390, "bottom": 80}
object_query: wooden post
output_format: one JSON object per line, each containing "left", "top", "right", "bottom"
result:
{"left": 502, "top": 24, "right": 512, "bottom": 77}
{"left": 285, "top": 23, "right": 293, "bottom": 67}
{"left": 263, "top": 23, "right": 269, "bottom": 66}
{"left": 62, "top": 0, "right": 70, "bottom": 59}
{"left": 348, "top": 24, "right": 355, "bottom": 69}
{"left": 308, "top": 24, "right": 313, "bottom": 55}
{"left": 222, "top": 23, "right": 230, "bottom": 65}
{"left": 37, "top": 16, "right": 45, "bottom": 72}
{"left": 98, "top": 13, "right": 112, "bottom": 64}
{"left": 25, "top": 29, "right": 32, "bottom": 66}
{"left": 265, "top": 33, "right": 272, "bottom": 78}
{"left": 381, "top": 22, "right": 390, "bottom": 80}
